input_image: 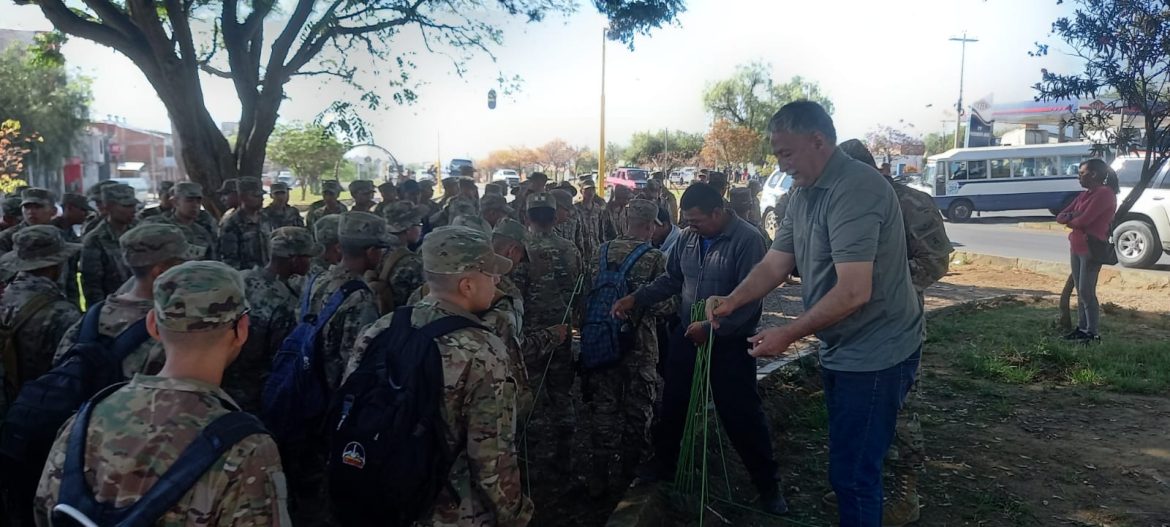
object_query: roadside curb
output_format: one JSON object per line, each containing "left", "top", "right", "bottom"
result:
{"left": 1014, "top": 222, "right": 1064, "bottom": 232}
{"left": 951, "top": 251, "right": 1170, "bottom": 290}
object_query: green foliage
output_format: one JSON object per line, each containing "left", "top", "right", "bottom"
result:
{"left": 701, "top": 62, "right": 833, "bottom": 163}
{"left": 923, "top": 127, "right": 965, "bottom": 158}
{"left": 625, "top": 129, "right": 704, "bottom": 167}
{"left": 0, "top": 43, "right": 91, "bottom": 174}
{"left": 864, "top": 124, "right": 925, "bottom": 163}
{"left": 597, "top": 0, "right": 686, "bottom": 48}
{"left": 267, "top": 124, "right": 348, "bottom": 187}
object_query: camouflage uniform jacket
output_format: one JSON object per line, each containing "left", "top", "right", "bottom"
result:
{"left": 518, "top": 231, "right": 583, "bottom": 332}
{"left": 304, "top": 201, "right": 347, "bottom": 231}
{"left": 0, "top": 221, "right": 24, "bottom": 253}
{"left": 51, "top": 218, "right": 83, "bottom": 306}
{"left": 553, "top": 210, "right": 588, "bottom": 263}
{"left": 79, "top": 219, "right": 134, "bottom": 305}
{"left": 260, "top": 204, "right": 304, "bottom": 229}
{"left": 342, "top": 297, "right": 533, "bottom": 527}
{"left": 895, "top": 183, "right": 953, "bottom": 293}
{"left": 600, "top": 205, "right": 625, "bottom": 241}
{"left": 654, "top": 192, "right": 679, "bottom": 225}
{"left": 80, "top": 215, "right": 103, "bottom": 237}
{"left": 219, "top": 209, "right": 272, "bottom": 271}
{"left": 227, "top": 267, "right": 300, "bottom": 412}
{"left": 144, "top": 212, "right": 219, "bottom": 260}
{"left": 0, "top": 273, "right": 80, "bottom": 388}
{"left": 34, "top": 375, "right": 290, "bottom": 527}
{"left": 575, "top": 201, "right": 605, "bottom": 260}
{"left": 306, "top": 264, "right": 379, "bottom": 391}
{"left": 365, "top": 244, "right": 425, "bottom": 316}
{"left": 136, "top": 205, "right": 169, "bottom": 221}
{"left": 590, "top": 238, "right": 675, "bottom": 368}
{"left": 53, "top": 294, "right": 163, "bottom": 379}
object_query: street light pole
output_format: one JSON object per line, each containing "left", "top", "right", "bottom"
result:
{"left": 950, "top": 32, "right": 978, "bottom": 149}
{"left": 598, "top": 27, "right": 608, "bottom": 197}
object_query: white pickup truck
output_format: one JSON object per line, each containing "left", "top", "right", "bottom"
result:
{"left": 1110, "top": 156, "right": 1170, "bottom": 268}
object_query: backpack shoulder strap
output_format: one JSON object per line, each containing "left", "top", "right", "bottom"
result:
{"left": 377, "top": 247, "right": 411, "bottom": 283}
{"left": 597, "top": 242, "right": 610, "bottom": 273}
{"left": 416, "top": 314, "right": 486, "bottom": 342}
{"left": 4, "top": 293, "right": 57, "bottom": 335}
{"left": 314, "top": 279, "right": 369, "bottom": 331}
{"left": 118, "top": 412, "right": 269, "bottom": 527}
{"left": 298, "top": 272, "right": 320, "bottom": 321}
{"left": 617, "top": 243, "right": 652, "bottom": 275}
{"left": 77, "top": 301, "right": 107, "bottom": 345}
{"left": 55, "top": 383, "right": 126, "bottom": 522}
{"left": 110, "top": 318, "right": 150, "bottom": 359}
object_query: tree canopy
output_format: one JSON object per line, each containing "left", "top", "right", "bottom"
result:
{"left": 22, "top": 0, "right": 684, "bottom": 212}
{"left": 266, "top": 123, "right": 347, "bottom": 193}
{"left": 625, "top": 129, "right": 704, "bottom": 169}
{"left": 700, "top": 120, "right": 759, "bottom": 168}
{"left": 865, "top": 124, "right": 925, "bottom": 164}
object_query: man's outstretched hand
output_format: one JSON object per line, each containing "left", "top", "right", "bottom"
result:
{"left": 747, "top": 327, "right": 797, "bottom": 358}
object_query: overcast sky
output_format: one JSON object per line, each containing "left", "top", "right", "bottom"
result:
{"left": 2, "top": 0, "right": 1082, "bottom": 165}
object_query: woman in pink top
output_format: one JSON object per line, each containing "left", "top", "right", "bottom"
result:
{"left": 1055, "top": 159, "right": 1119, "bottom": 342}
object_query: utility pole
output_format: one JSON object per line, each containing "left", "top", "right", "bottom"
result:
{"left": 598, "top": 27, "right": 608, "bottom": 197}
{"left": 950, "top": 32, "right": 978, "bottom": 149}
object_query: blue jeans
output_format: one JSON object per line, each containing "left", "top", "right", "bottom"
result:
{"left": 823, "top": 349, "right": 921, "bottom": 526}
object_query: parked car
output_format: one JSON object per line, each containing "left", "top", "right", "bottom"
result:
{"left": 670, "top": 167, "right": 697, "bottom": 186}
{"left": 277, "top": 172, "right": 298, "bottom": 188}
{"left": 759, "top": 168, "right": 795, "bottom": 236}
{"left": 1109, "top": 156, "right": 1170, "bottom": 268}
{"left": 447, "top": 158, "right": 474, "bottom": 176}
{"left": 492, "top": 169, "right": 520, "bottom": 187}
{"left": 608, "top": 167, "right": 650, "bottom": 192}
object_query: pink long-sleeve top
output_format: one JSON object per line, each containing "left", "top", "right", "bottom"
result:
{"left": 1056, "top": 185, "right": 1117, "bottom": 256}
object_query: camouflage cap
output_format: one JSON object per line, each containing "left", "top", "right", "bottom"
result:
{"left": 527, "top": 172, "right": 549, "bottom": 183}
{"left": 102, "top": 184, "right": 139, "bottom": 206}
{"left": 480, "top": 194, "right": 513, "bottom": 215}
{"left": 270, "top": 182, "right": 290, "bottom": 194}
{"left": 0, "top": 224, "right": 82, "bottom": 272}
{"left": 441, "top": 176, "right": 459, "bottom": 186}
{"left": 377, "top": 181, "right": 396, "bottom": 193}
{"left": 483, "top": 182, "right": 503, "bottom": 196}
{"left": 270, "top": 226, "right": 322, "bottom": 258}
{"left": 86, "top": 180, "right": 118, "bottom": 201}
{"left": 447, "top": 197, "right": 478, "bottom": 218}
{"left": 153, "top": 261, "right": 248, "bottom": 333}
{"left": 416, "top": 179, "right": 434, "bottom": 190}
{"left": 2, "top": 196, "right": 21, "bottom": 216}
{"left": 422, "top": 226, "right": 513, "bottom": 276}
{"left": 579, "top": 178, "right": 596, "bottom": 190}
{"left": 492, "top": 217, "right": 527, "bottom": 245}
{"left": 451, "top": 214, "right": 491, "bottom": 235}
{"left": 238, "top": 177, "right": 266, "bottom": 196}
{"left": 321, "top": 179, "right": 342, "bottom": 195}
{"left": 526, "top": 192, "right": 555, "bottom": 211}
{"left": 120, "top": 223, "right": 201, "bottom": 267}
{"left": 349, "top": 179, "right": 375, "bottom": 194}
{"left": 158, "top": 180, "right": 175, "bottom": 194}
{"left": 174, "top": 181, "right": 203, "bottom": 199}
{"left": 561, "top": 183, "right": 578, "bottom": 197}
{"left": 458, "top": 176, "right": 477, "bottom": 186}
{"left": 20, "top": 188, "right": 56, "bottom": 207}
{"left": 61, "top": 193, "right": 94, "bottom": 212}
{"left": 399, "top": 180, "right": 420, "bottom": 193}
{"left": 611, "top": 185, "right": 633, "bottom": 198}
{"left": 383, "top": 201, "right": 426, "bottom": 232}
{"left": 338, "top": 211, "right": 390, "bottom": 248}
{"left": 728, "top": 187, "right": 753, "bottom": 207}
{"left": 645, "top": 178, "right": 663, "bottom": 190}
{"left": 549, "top": 189, "right": 573, "bottom": 210}
{"left": 314, "top": 213, "right": 342, "bottom": 245}
{"left": 627, "top": 199, "right": 663, "bottom": 226}
{"left": 217, "top": 178, "right": 239, "bottom": 194}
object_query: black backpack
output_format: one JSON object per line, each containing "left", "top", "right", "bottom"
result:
{"left": 325, "top": 305, "right": 483, "bottom": 527}
{"left": 0, "top": 302, "right": 150, "bottom": 510}
{"left": 50, "top": 383, "right": 268, "bottom": 527}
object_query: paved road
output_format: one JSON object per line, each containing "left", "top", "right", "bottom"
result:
{"left": 944, "top": 210, "right": 1170, "bottom": 271}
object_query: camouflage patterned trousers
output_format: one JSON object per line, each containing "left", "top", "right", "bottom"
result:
{"left": 582, "top": 357, "right": 658, "bottom": 466}
{"left": 523, "top": 340, "right": 576, "bottom": 457}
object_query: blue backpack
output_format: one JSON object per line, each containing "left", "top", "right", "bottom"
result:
{"left": 50, "top": 383, "right": 268, "bottom": 527}
{"left": 579, "top": 242, "right": 652, "bottom": 371}
{"left": 261, "top": 273, "right": 368, "bottom": 442}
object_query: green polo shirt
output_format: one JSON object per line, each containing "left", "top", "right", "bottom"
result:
{"left": 773, "top": 148, "right": 923, "bottom": 372}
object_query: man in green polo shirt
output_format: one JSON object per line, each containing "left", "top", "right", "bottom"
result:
{"left": 708, "top": 101, "right": 923, "bottom": 526}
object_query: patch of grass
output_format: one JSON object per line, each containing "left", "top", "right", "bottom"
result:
{"left": 788, "top": 391, "right": 828, "bottom": 431}
{"left": 929, "top": 299, "right": 1170, "bottom": 394}
{"left": 964, "top": 488, "right": 1036, "bottom": 525}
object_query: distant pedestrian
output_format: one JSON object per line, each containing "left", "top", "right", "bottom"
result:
{"left": 261, "top": 182, "right": 304, "bottom": 228}
{"left": 1056, "top": 158, "right": 1120, "bottom": 343}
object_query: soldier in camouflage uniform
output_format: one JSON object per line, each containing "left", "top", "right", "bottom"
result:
{"left": 483, "top": 182, "right": 504, "bottom": 196}
{"left": 309, "top": 213, "right": 342, "bottom": 277}
{"left": 367, "top": 202, "right": 425, "bottom": 315}
{"left": 1, "top": 195, "right": 21, "bottom": 230}
{"left": 601, "top": 185, "right": 631, "bottom": 241}
{"left": 228, "top": 227, "right": 319, "bottom": 413}
{"left": 582, "top": 201, "right": 676, "bottom": 495}
{"left": 216, "top": 178, "right": 240, "bottom": 227}
{"left": 0, "top": 188, "right": 58, "bottom": 253}
{"left": 34, "top": 260, "right": 290, "bottom": 526}
{"left": 551, "top": 189, "right": 588, "bottom": 263}
{"left": 348, "top": 179, "right": 376, "bottom": 213}
{"left": 80, "top": 184, "right": 138, "bottom": 304}
{"left": 305, "top": 179, "right": 347, "bottom": 231}
{"left": 219, "top": 177, "right": 272, "bottom": 270}
{"left": 644, "top": 178, "right": 678, "bottom": 225}
{"left": 143, "top": 182, "right": 219, "bottom": 260}
{"left": 730, "top": 187, "right": 772, "bottom": 247}
{"left": 575, "top": 179, "right": 605, "bottom": 262}
{"left": 436, "top": 176, "right": 459, "bottom": 209}
{"left": 372, "top": 181, "right": 398, "bottom": 217}
{"left": 80, "top": 180, "right": 120, "bottom": 236}
{"left": 838, "top": 138, "right": 953, "bottom": 524}
{"left": 519, "top": 192, "right": 582, "bottom": 473}
{"left": 342, "top": 226, "right": 533, "bottom": 527}
{"left": 56, "top": 224, "right": 196, "bottom": 380}
{"left": 261, "top": 182, "right": 304, "bottom": 228}
{"left": 52, "top": 193, "right": 91, "bottom": 306}
{"left": 137, "top": 180, "right": 175, "bottom": 220}
{"left": 0, "top": 226, "right": 82, "bottom": 402}
{"left": 429, "top": 195, "right": 478, "bottom": 229}
{"left": 480, "top": 193, "right": 513, "bottom": 228}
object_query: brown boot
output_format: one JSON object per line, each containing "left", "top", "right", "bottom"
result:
{"left": 882, "top": 471, "right": 920, "bottom": 526}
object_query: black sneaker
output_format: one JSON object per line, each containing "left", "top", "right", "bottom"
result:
{"left": 1063, "top": 329, "right": 1089, "bottom": 340}
{"left": 1078, "top": 332, "right": 1101, "bottom": 344}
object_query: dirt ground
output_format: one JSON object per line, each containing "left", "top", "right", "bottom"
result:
{"left": 529, "top": 264, "right": 1170, "bottom": 527}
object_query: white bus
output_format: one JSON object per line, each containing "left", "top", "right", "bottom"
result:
{"left": 918, "top": 142, "right": 1096, "bottom": 221}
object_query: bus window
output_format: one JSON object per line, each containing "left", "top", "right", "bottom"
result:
{"left": 1010, "top": 158, "right": 1036, "bottom": 178}
{"left": 952, "top": 160, "right": 986, "bottom": 180}
{"left": 1035, "top": 157, "right": 1059, "bottom": 177}
{"left": 1060, "top": 156, "right": 1090, "bottom": 176}
{"left": 989, "top": 159, "right": 1011, "bottom": 179}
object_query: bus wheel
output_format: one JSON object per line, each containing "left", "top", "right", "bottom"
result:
{"left": 946, "top": 199, "right": 974, "bottom": 223}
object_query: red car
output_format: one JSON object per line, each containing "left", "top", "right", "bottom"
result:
{"left": 608, "top": 167, "right": 650, "bottom": 192}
